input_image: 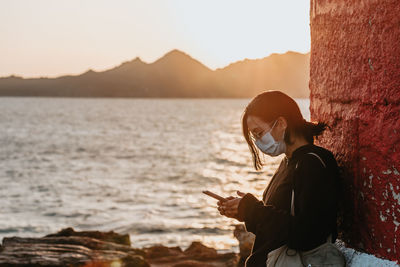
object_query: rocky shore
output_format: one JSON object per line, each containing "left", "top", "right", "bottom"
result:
{"left": 0, "top": 225, "right": 254, "bottom": 267}
{"left": 1, "top": 225, "right": 397, "bottom": 267}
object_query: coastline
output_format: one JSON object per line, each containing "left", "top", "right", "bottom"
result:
{"left": 0, "top": 227, "right": 242, "bottom": 267}
{"left": 0, "top": 226, "right": 398, "bottom": 266}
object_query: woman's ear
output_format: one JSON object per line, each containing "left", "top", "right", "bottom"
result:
{"left": 277, "top": 116, "right": 288, "bottom": 130}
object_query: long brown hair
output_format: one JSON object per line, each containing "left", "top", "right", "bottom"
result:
{"left": 242, "top": 90, "right": 327, "bottom": 170}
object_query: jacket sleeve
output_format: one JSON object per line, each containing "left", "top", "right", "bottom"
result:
{"left": 237, "top": 192, "right": 291, "bottom": 235}
{"left": 288, "top": 153, "right": 336, "bottom": 249}
{"left": 237, "top": 153, "right": 337, "bottom": 247}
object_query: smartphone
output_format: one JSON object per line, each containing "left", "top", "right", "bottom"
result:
{"left": 202, "top": 190, "right": 227, "bottom": 202}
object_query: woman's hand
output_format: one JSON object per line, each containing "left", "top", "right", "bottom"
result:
{"left": 217, "top": 191, "right": 246, "bottom": 221}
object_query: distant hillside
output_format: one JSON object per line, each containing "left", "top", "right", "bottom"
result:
{"left": 0, "top": 49, "right": 310, "bottom": 98}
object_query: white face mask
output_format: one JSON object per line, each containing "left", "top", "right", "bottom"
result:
{"left": 253, "top": 120, "right": 286, "bottom": 157}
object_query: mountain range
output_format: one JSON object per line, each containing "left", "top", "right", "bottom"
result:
{"left": 0, "top": 49, "right": 310, "bottom": 98}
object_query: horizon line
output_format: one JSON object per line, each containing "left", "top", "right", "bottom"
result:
{"left": 2, "top": 49, "right": 311, "bottom": 80}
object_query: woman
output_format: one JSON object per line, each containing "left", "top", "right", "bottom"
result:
{"left": 217, "top": 90, "right": 344, "bottom": 266}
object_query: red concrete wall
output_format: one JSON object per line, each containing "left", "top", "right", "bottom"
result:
{"left": 309, "top": 0, "right": 400, "bottom": 261}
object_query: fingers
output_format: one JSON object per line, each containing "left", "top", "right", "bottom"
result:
{"left": 216, "top": 193, "right": 245, "bottom": 219}
{"left": 224, "top": 202, "right": 239, "bottom": 214}
{"left": 224, "top": 206, "right": 238, "bottom": 218}
{"left": 221, "top": 198, "right": 240, "bottom": 209}
{"left": 218, "top": 205, "right": 232, "bottom": 217}
{"left": 219, "top": 198, "right": 240, "bottom": 218}
{"left": 217, "top": 205, "right": 225, "bottom": 215}
{"left": 218, "top": 196, "right": 234, "bottom": 206}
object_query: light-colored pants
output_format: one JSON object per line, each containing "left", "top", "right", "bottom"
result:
{"left": 266, "top": 235, "right": 346, "bottom": 267}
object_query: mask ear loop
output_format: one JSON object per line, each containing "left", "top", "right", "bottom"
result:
{"left": 268, "top": 119, "right": 279, "bottom": 142}
{"left": 258, "top": 119, "right": 278, "bottom": 142}
{"left": 250, "top": 119, "right": 278, "bottom": 142}
{"left": 272, "top": 118, "right": 287, "bottom": 142}
{"left": 250, "top": 119, "right": 277, "bottom": 141}
{"left": 270, "top": 119, "right": 278, "bottom": 131}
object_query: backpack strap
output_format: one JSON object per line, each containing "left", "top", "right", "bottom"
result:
{"left": 291, "top": 152, "right": 327, "bottom": 216}
{"left": 294, "top": 152, "right": 326, "bottom": 169}
{"left": 306, "top": 152, "right": 327, "bottom": 168}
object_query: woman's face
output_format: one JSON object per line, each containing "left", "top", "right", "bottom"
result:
{"left": 246, "top": 115, "right": 286, "bottom": 142}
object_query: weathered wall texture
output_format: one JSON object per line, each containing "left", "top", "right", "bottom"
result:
{"left": 309, "top": 0, "right": 400, "bottom": 261}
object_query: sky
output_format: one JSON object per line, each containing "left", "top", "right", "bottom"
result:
{"left": 0, "top": 0, "right": 310, "bottom": 78}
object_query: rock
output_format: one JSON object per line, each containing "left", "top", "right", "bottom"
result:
{"left": 171, "top": 260, "right": 215, "bottom": 267}
{"left": 0, "top": 227, "right": 241, "bottom": 267}
{"left": 143, "top": 244, "right": 183, "bottom": 259}
{"left": 183, "top": 241, "right": 219, "bottom": 259}
{"left": 142, "top": 241, "right": 238, "bottom": 267}
{"left": 46, "top": 227, "right": 131, "bottom": 246}
{"left": 0, "top": 228, "right": 149, "bottom": 267}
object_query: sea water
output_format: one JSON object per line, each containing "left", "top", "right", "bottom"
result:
{"left": 0, "top": 97, "right": 310, "bottom": 253}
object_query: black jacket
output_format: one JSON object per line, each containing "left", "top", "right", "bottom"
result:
{"left": 237, "top": 143, "right": 340, "bottom": 267}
